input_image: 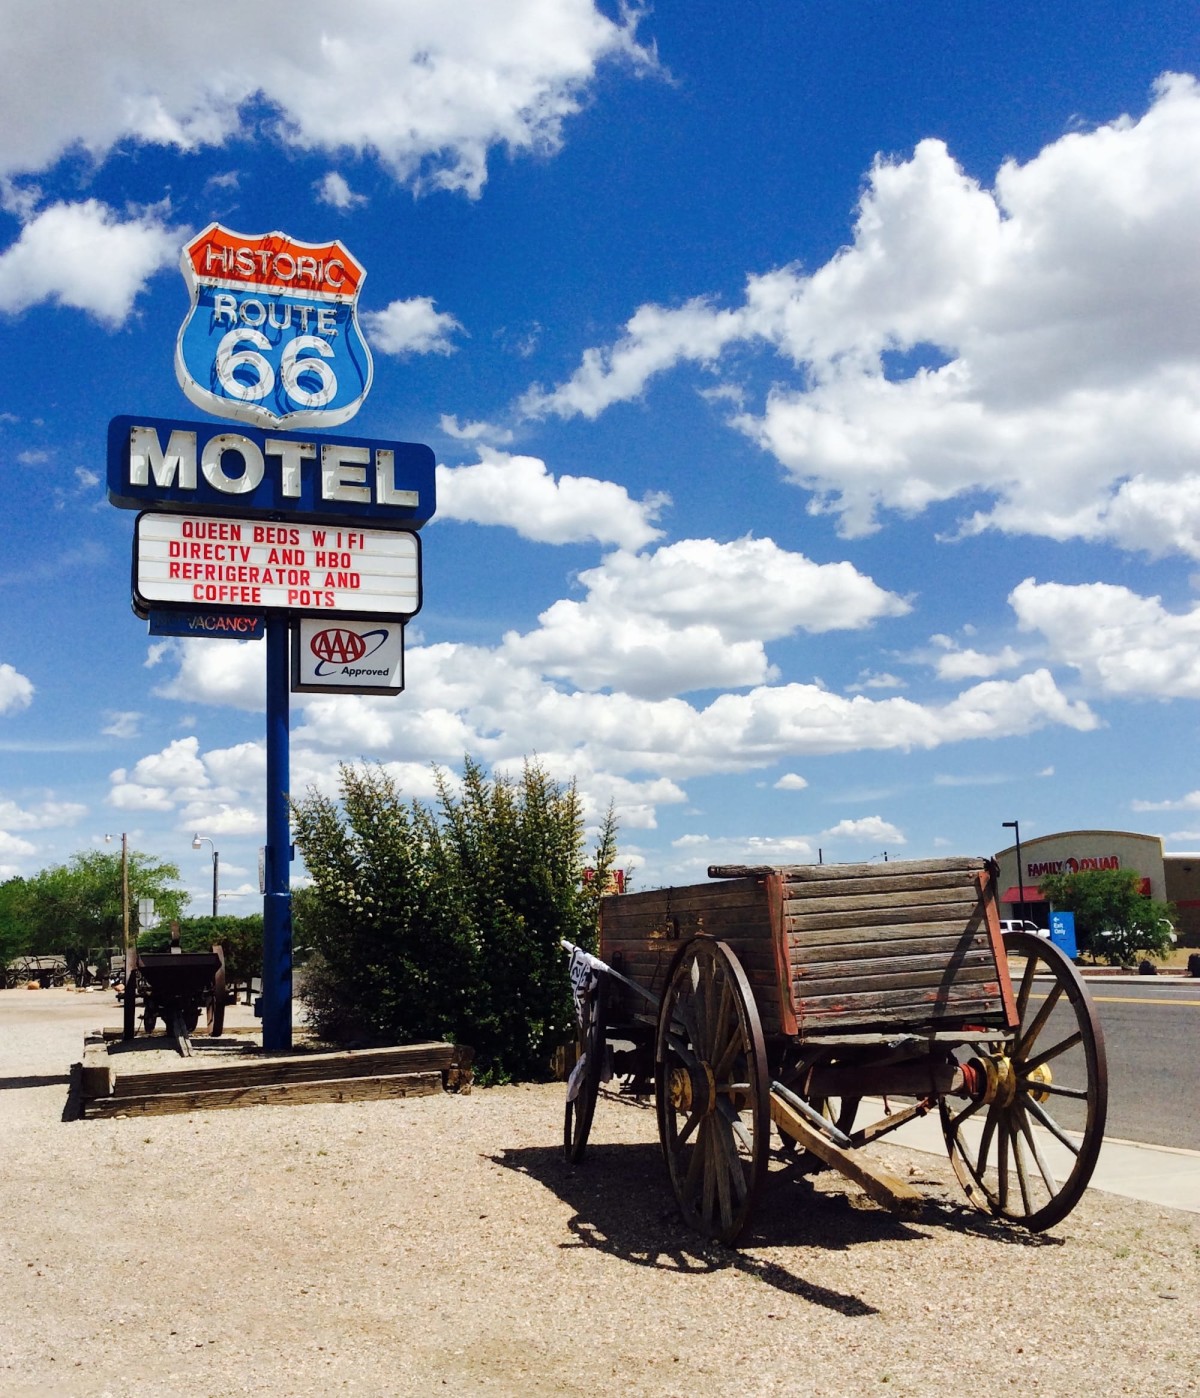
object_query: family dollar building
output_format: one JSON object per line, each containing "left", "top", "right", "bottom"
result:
{"left": 995, "top": 828, "right": 1200, "bottom": 947}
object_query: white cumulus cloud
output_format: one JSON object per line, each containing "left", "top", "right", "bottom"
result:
{"left": 436, "top": 449, "right": 668, "bottom": 548}
{"left": 0, "top": 1, "right": 650, "bottom": 198}
{"left": 501, "top": 536, "right": 908, "bottom": 698}
{"left": 1010, "top": 577, "right": 1200, "bottom": 697}
{"left": 519, "top": 75, "right": 1200, "bottom": 558}
{"left": 362, "top": 297, "right": 463, "bottom": 356}
{"left": 0, "top": 200, "right": 180, "bottom": 324}
{"left": 0, "top": 662, "right": 34, "bottom": 713}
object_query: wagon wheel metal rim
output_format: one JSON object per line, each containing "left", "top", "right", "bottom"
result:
{"left": 939, "top": 930, "right": 1107, "bottom": 1231}
{"left": 563, "top": 973, "right": 607, "bottom": 1164}
{"left": 655, "top": 937, "right": 769, "bottom": 1245}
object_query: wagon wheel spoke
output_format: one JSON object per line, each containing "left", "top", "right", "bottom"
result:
{"left": 997, "top": 1119, "right": 1012, "bottom": 1212}
{"left": 975, "top": 1102, "right": 1002, "bottom": 1182}
{"left": 1016, "top": 1102, "right": 1060, "bottom": 1196}
{"left": 940, "top": 931, "right": 1107, "bottom": 1231}
{"left": 1023, "top": 1029, "right": 1082, "bottom": 1073}
{"left": 942, "top": 1094, "right": 985, "bottom": 1143}
{"left": 1011, "top": 1124, "right": 1034, "bottom": 1215}
{"left": 655, "top": 938, "right": 769, "bottom": 1246}
{"left": 677, "top": 1108, "right": 703, "bottom": 1148}
{"left": 1023, "top": 1094, "right": 1082, "bottom": 1156}
{"left": 1033, "top": 1080, "right": 1089, "bottom": 1101}
{"left": 717, "top": 1097, "right": 755, "bottom": 1154}
{"left": 1014, "top": 954, "right": 1038, "bottom": 1029}
{"left": 1014, "top": 982, "right": 1063, "bottom": 1060}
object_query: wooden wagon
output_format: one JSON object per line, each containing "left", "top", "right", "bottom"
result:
{"left": 563, "top": 856, "right": 1107, "bottom": 1244}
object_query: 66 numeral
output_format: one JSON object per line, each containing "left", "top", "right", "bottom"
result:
{"left": 215, "top": 330, "right": 338, "bottom": 408}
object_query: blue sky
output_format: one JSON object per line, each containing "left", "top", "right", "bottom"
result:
{"left": 3, "top": 1, "right": 1200, "bottom": 911}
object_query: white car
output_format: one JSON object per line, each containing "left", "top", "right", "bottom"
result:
{"left": 999, "top": 919, "right": 1051, "bottom": 938}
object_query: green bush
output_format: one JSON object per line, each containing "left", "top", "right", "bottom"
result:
{"left": 291, "top": 757, "right": 617, "bottom": 1082}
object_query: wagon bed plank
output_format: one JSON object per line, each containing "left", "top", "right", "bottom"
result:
{"left": 788, "top": 929, "right": 995, "bottom": 964}
{"left": 792, "top": 948, "right": 998, "bottom": 990}
{"left": 783, "top": 885, "right": 980, "bottom": 918}
{"left": 793, "top": 981, "right": 1007, "bottom": 1028}
{"left": 786, "top": 902, "right": 991, "bottom": 935}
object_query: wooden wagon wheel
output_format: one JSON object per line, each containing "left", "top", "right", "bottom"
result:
{"left": 563, "top": 970, "right": 607, "bottom": 1163}
{"left": 939, "top": 930, "right": 1108, "bottom": 1232}
{"left": 206, "top": 950, "right": 226, "bottom": 1037}
{"left": 655, "top": 937, "right": 769, "bottom": 1246}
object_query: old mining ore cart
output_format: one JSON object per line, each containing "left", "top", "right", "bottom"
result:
{"left": 122, "top": 932, "right": 226, "bottom": 1055}
{"left": 563, "top": 857, "right": 1107, "bottom": 1244}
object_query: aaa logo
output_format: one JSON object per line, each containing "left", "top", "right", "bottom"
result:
{"left": 174, "top": 224, "right": 373, "bottom": 430}
{"left": 309, "top": 627, "right": 389, "bottom": 672}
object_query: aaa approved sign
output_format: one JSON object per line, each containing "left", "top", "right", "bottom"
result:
{"left": 292, "top": 618, "right": 405, "bottom": 695}
{"left": 133, "top": 512, "right": 421, "bottom": 618}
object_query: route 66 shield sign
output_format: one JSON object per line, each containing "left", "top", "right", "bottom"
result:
{"left": 174, "top": 223, "right": 374, "bottom": 430}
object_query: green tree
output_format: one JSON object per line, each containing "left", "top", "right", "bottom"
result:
{"left": 1039, "top": 867, "right": 1175, "bottom": 965}
{"left": 291, "top": 757, "right": 619, "bottom": 1082}
{"left": 0, "top": 877, "right": 32, "bottom": 968}
{"left": 19, "top": 848, "right": 188, "bottom": 983}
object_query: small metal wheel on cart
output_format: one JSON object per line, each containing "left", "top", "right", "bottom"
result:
{"left": 939, "top": 930, "right": 1108, "bottom": 1232}
{"left": 655, "top": 937, "right": 770, "bottom": 1246}
{"left": 564, "top": 947, "right": 608, "bottom": 1163}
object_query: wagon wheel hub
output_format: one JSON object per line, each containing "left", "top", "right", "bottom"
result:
{"left": 668, "top": 1061, "right": 717, "bottom": 1115}
{"left": 668, "top": 1065, "right": 693, "bottom": 1112}
{"left": 972, "top": 1052, "right": 1019, "bottom": 1108}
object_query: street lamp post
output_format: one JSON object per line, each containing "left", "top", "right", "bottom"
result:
{"left": 192, "top": 835, "right": 219, "bottom": 918}
{"left": 1002, "top": 819, "right": 1025, "bottom": 924}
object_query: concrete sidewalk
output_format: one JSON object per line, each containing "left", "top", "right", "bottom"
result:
{"left": 863, "top": 1099, "right": 1200, "bottom": 1215}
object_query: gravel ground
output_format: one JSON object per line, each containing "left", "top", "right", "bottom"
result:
{"left": 2, "top": 988, "right": 1197, "bottom": 1398}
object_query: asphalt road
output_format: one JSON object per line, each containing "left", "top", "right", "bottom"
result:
{"left": 1084, "top": 978, "right": 1200, "bottom": 1150}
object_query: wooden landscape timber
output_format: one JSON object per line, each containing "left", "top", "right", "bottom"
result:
{"left": 77, "top": 1036, "right": 473, "bottom": 1118}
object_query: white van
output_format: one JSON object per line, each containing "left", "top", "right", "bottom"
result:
{"left": 999, "top": 919, "right": 1050, "bottom": 938}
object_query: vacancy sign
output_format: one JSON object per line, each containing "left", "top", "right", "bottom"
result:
{"left": 134, "top": 512, "right": 421, "bottom": 618}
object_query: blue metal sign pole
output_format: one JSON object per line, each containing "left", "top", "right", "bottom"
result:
{"left": 262, "top": 614, "right": 293, "bottom": 1051}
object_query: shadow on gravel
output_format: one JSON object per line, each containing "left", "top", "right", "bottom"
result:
{"left": 492, "top": 1140, "right": 886, "bottom": 1313}
{"left": 756, "top": 1159, "right": 1065, "bottom": 1250}
{"left": 493, "top": 1117, "right": 1061, "bottom": 1309}
{"left": 0, "top": 1073, "right": 72, "bottom": 1090}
